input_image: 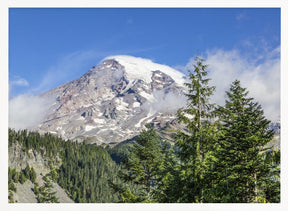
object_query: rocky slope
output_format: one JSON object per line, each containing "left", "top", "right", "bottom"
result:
{"left": 9, "top": 142, "right": 73, "bottom": 203}
{"left": 36, "top": 55, "right": 187, "bottom": 144}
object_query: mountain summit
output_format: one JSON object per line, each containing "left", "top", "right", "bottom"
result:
{"left": 37, "top": 56, "right": 187, "bottom": 144}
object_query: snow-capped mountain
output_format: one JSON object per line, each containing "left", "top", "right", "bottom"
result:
{"left": 37, "top": 56, "right": 187, "bottom": 144}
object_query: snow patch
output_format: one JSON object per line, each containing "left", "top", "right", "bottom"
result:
{"left": 103, "top": 55, "right": 186, "bottom": 85}
{"left": 115, "top": 98, "right": 129, "bottom": 111}
{"left": 139, "top": 91, "right": 154, "bottom": 102}
{"left": 133, "top": 102, "right": 141, "bottom": 107}
{"left": 94, "top": 118, "right": 106, "bottom": 124}
{"left": 85, "top": 125, "right": 97, "bottom": 131}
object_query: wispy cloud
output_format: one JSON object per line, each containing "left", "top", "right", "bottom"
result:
{"left": 180, "top": 46, "right": 280, "bottom": 122}
{"left": 10, "top": 77, "right": 29, "bottom": 87}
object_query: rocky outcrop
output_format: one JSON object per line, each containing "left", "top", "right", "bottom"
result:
{"left": 9, "top": 143, "right": 53, "bottom": 174}
{"left": 9, "top": 143, "right": 73, "bottom": 203}
{"left": 151, "top": 70, "right": 175, "bottom": 90}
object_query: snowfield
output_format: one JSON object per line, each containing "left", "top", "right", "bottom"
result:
{"left": 104, "top": 55, "right": 186, "bottom": 86}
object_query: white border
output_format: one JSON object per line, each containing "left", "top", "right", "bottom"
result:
{"left": 4, "top": 0, "right": 288, "bottom": 8}
{"left": 1, "top": 1, "right": 287, "bottom": 211}
{"left": 280, "top": 0, "right": 288, "bottom": 209}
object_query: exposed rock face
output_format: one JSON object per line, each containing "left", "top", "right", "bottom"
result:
{"left": 13, "top": 180, "right": 38, "bottom": 203}
{"left": 9, "top": 143, "right": 54, "bottom": 174}
{"left": 151, "top": 70, "right": 175, "bottom": 90}
{"left": 9, "top": 143, "right": 73, "bottom": 203}
{"left": 36, "top": 56, "right": 187, "bottom": 144}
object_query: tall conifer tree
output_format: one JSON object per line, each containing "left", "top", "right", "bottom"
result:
{"left": 210, "top": 80, "right": 277, "bottom": 202}
{"left": 175, "top": 55, "right": 217, "bottom": 202}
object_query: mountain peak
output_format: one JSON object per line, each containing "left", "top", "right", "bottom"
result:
{"left": 36, "top": 55, "right": 187, "bottom": 144}
{"left": 103, "top": 55, "right": 186, "bottom": 85}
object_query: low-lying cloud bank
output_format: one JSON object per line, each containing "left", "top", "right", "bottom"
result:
{"left": 9, "top": 95, "right": 54, "bottom": 131}
{"left": 182, "top": 47, "right": 280, "bottom": 121}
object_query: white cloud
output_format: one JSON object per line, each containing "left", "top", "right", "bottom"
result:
{"left": 182, "top": 47, "right": 280, "bottom": 121}
{"left": 9, "top": 94, "right": 54, "bottom": 130}
{"left": 10, "top": 77, "right": 29, "bottom": 87}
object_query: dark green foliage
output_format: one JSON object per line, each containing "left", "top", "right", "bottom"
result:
{"left": 173, "top": 55, "right": 217, "bottom": 202}
{"left": 9, "top": 129, "right": 63, "bottom": 160}
{"left": 8, "top": 174, "right": 18, "bottom": 192}
{"left": 33, "top": 182, "right": 40, "bottom": 196}
{"left": 8, "top": 191, "right": 15, "bottom": 203}
{"left": 8, "top": 168, "right": 16, "bottom": 203}
{"left": 257, "top": 148, "right": 280, "bottom": 203}
{"left": 8, "top": 181, "right": 17, "bottom": 192}
{"left": 19, "top": 171, "right": 26, "bottom": 184}
{"left": 24, "top": 165, "right": 31, "bottom": 179}
{"left": 57, "top": 141, "right": 121, "bottom": 202}
{"left": 177, "top": 55, "right": 216, "bottom": 159}
{"left": 106, "top": 138, "right": 134, "bottom": 165}
{"left": 30, "top": 167, "right": 37, "bottom": 183}
{"left": 110, "top": 127, "right": 167, "bottom": 202}
{"left": 9, "top": 167, "right": 19, "bottom": 183}
{"left": 207, "top": 80, "right": 279, "bottom": 202}
{"left": 151, "top": 143, "right": 181, "bottom": 203}
{"left": 33, "top": 174, "right": 59, "bottom": 203}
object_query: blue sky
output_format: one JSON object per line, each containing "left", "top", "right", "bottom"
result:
{"left": 9, "top": 8, "right": 280, "bottom": 100}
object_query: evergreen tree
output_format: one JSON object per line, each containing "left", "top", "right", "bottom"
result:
{"left": 110, "top": 126, "right": 165, "bottom": 202}
{"left": 174, "top": 55, "right": 217, "bottom": 202}
{"left": 30, "top": 167, "right": 37, "bottom": 183}
{"left": 24, "top": 165, "right": 31, "bottom": 179}
{"left": 37, "top": 174, "right": 59, "bottom": 203}
{"left": 210, "top": 80, "right": 276, "bottom": 202}
{"left": 19, "top": 171, "right": 26, "bottom": 184}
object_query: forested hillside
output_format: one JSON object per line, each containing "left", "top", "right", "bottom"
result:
{"left": 8, "top": 129, "right": 125, "bottom": 203}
